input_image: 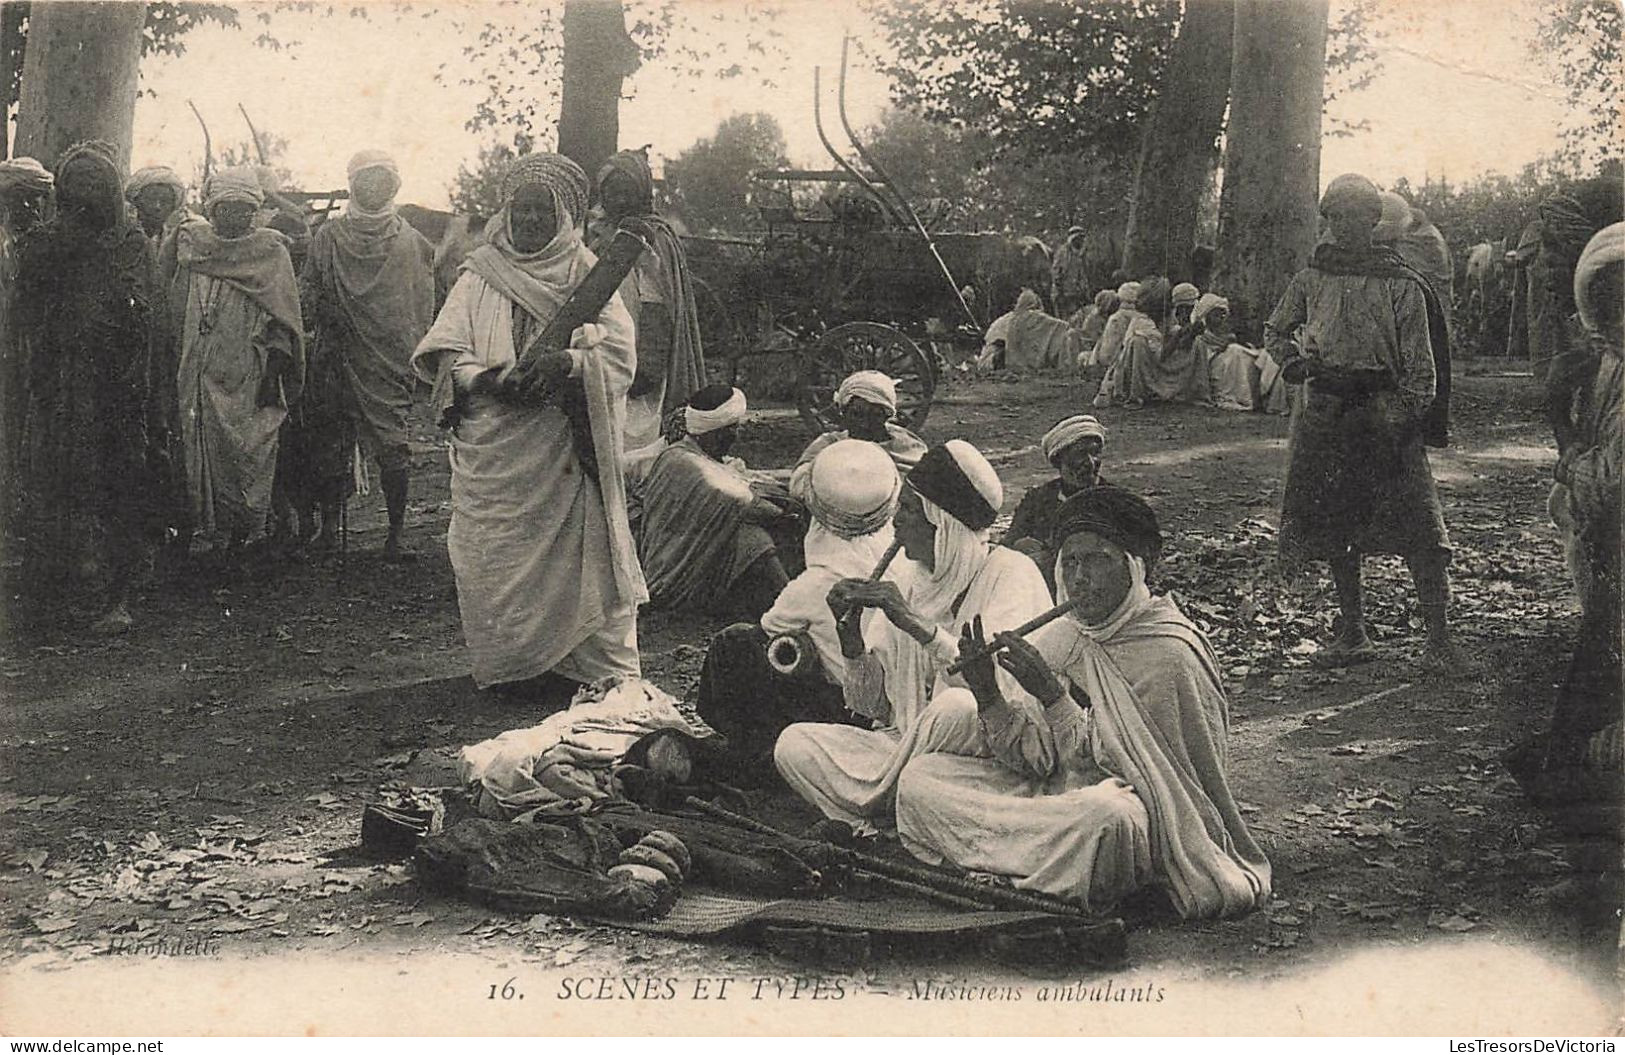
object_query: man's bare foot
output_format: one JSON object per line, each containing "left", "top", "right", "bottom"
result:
{"left": 90, "top": 603, "right": 133, "bottom": 636}
{"left": 1312, "top": 631, "right": 1378, "bottom": 668}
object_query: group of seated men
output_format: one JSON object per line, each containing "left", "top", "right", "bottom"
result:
{"left": 641, "top": 373, "right": 1272, "bottom": 919}
{"left": 978, "top": 279, "right": 1289, "bottom": 416}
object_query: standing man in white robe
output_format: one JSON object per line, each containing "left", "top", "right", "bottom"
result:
{"left": 774, "top": 440, "right": 1052, "bottom": 827}
{"left": 411, "top": 153, "right": 646, "bottom": 706}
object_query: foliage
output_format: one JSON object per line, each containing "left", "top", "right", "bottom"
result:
{"left": 1533, "top": 0, "right": 1623, "bottom": 170}
{"left": 446, "top": 137, "right": 535, "bottom": 220}
{"left": 866, "top": 0, "right": 1385, "bottom": 161}
{"left": 436, "top": 0, "right": 785, "bottom": 144}
{"left": 1391, "top": 150, "right": 1605, "bottom": 266}
{"left": 190, "top": 131, "right": 295, "bottom": 192}
{"left": 859, "top": 106, "right": 1135, "bottom": 237}
{"left": 662, "top": 112, "right": 789, "bottom": 235}
{"left": 1324, "top": 0, "right": 1385, "bottom": 138}
{"left": 864, "top": 0, "right": 1179, "bottom": 163}
{"left": 3, "top": 3, "right": 245, "bottom": 112}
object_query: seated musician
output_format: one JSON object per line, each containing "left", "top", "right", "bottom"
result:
{"left": 894, "top": 486, "right": 1272, "bottom": 918}
{"left": 774, "top": 440, "right": 1052, "bottom": 827}
{"left": 789, "top": 370, "right": 927, "bottom": 503}
{"left": 1002, "top": 414, "right": 1108, "bottom": 594}
{"left": 636, "top": 384, "right": 801, "bottom": 620}
{"left": 694, "top": 439, "right": 901, "bottom": 778}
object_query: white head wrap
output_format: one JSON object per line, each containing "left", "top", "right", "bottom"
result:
{"left": 910, "top": 493, "right": 993, "bottom": 627}
{"left": 125, "top": 165, "right": 184, "bottom": 203}
{"left": 347, "top": 149, "right": 400, "bottom": 184}
{"left": 1040, "top": 415, "right": 1107, "bottom": 464}
{"left": 1372, "top": 190, "right": 1413, "bottom": 244}
{"left": 1171, "top": 282, "right": 1200, "bottom": 307}
{"left": 808, "top": 439, "right": 900, "bottom": 539}
{"left": 1192, "top": 292, "right": 1229, "bottom": 327}
{"left": 685, "top": 388, "right": 747, "bottom": 435}
{"left": 204, "top": 168, "right": 265, "bottom": 210}
{"left": 834, "top": 370, "right": 898, "bottom": 412}
{"left": 1575, "top": 222, "right": 1625, "bottom": 334}
{"left": 1116, "top": 281, "right": 1142, "bottom": 308}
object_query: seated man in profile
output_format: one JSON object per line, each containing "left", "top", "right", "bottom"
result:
{"left": 636, "top": 384, "right": 801, "bottom": 621}
{"left": 790, "top": 369, "right": 926, "bottom": 504}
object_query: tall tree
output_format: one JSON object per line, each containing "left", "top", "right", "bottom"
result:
{"left": 557, "top": 0, "right": 641, "bottom": 177}
{"left": 1213, "top": 0, "right": 1330, "bottom": 341}
{"left": 13, "top": 1, "right": 145, "bottom": 168}
{"left": 662, "top": 112, "right": 788, "bottom": 235}
{"left": 867, "top": 0, "right": 1179, "bottom": 164}
{"left": 1121, "top": 0, "right": 1234, "bottom": 282}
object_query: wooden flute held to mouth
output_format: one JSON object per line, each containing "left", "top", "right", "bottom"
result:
{"left": 944, "top": 596, "right": 1087, "bottom": 676}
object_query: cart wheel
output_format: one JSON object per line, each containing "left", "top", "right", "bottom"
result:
{"left": 798, "top": 321, "right": 936, "bottom": 434}
{"left": 692, "top": 276, "right": 749, "bottom": 386}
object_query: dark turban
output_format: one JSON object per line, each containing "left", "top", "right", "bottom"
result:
{"left": 1050, "top": 485, "right": 1163, "bottom": 568}
{"left": 1539, "top": 176, "right": 1625, "bottom": 261}
{"left": 596, "top": 148, "right": 655, "bottom": 213}
{"left": 907, "top": 440, "right": 1002, "bottom": 532}
{"left": 1320, "top": 173, "right": 1383, "bottom": 220}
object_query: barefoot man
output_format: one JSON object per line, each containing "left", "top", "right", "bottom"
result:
{"left": 1264, "top": 172, "right": 1464, "bottom": 673}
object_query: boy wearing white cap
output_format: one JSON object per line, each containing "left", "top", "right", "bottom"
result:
{"left": 788, "top": 369, "right": 926, "bottom": 503}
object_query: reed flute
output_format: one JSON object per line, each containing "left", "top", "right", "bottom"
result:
{"left": 944, "top": 595, "right": 1086, "bottom": 675}
{"left": 835, "top": 536, "right": 904, "bottom": 633}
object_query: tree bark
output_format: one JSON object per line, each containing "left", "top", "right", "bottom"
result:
{"left": 13, "top": 1, "right": 141, "bottom": 170}
{"left": 1121, "top": 0, "right": 1234, "bottom": 284}
{"left": 557, "top": 0, "right": 641, "bottom": 180}
{"left": 1213, "top": 0, "right": 1329, "bottom": 341}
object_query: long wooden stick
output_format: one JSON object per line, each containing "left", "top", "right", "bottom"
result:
{"left": 836, "top": 537, "right": 903, "bottom": 636}
{"left": 683, "top": 796, "right": 1087, "bottom": 918}
{"left": 944, "top": 595, "right": 1086, "bottom": 675}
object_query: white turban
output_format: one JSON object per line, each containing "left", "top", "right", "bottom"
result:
{"left": 685, "top": 387, "right": 747, "bottom": 435}
{"left": 204, "top": 168, "right": 265, "bottom": 210}
{"left": 834, "top": 370, "right": 898, "bottom": 413}
{"left": 125, "top": 165, "right": 185, "bottom": 203}
{"left": 347, "top": 149, "right": 400, "bottom": 183}
{"left": 1171, "top": 282, "right": 1200, "bottom": 307}
{"left": 1372, "top": 190, "right": 1413, "bottom": 244}
{"left": 1575, "top": 222, "right": 1625, "bottom": 333}
{"left": 1192, "top": 292, "right": 1229, "bottom": 326}
{"left": 1116, "top": 281, "right": 1142, "bottom": 308}
{"left": 808, "top": 439, "right": 900, "bottom": 538}
{"left": 1040, "top": 415, "right": 1107, "bottom": 464}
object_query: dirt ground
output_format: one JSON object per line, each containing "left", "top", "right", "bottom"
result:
{"left": 1, "top": 368, "right": 1619, "bottom": 1032}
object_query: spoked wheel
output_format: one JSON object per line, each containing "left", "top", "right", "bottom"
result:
{"left": 691, "top": 276, "right": 750, "bottom": 386}
{"left": 797, "top": 321, "right": 937, "bottom": 434}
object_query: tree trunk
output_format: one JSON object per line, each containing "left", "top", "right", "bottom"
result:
{"left": 0, "top": 2, "right": 29, "bottom": 160}
{"left": 13, "top": 1, "right": 141, "bottom": 170}
{"left": 1213, "top": 0, "right": 1329, "bottom": 341}
{"left": 557, "top": 0, "right": 641, "bottom": 180}
{"left": 1121, "top": 0, "right": 1234, "bottom": 284}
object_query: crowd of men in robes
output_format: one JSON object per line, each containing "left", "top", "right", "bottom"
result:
{"left": 0, "top": 143, "right": 438, "bottom": 634}
{"left": 0, "top": 137, "right": 1617, "bottom": 918}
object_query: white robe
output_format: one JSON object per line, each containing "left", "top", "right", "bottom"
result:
{"left": 895, "top": 595, "right": 1272, "bottom": 918}
{"left": 773, "top": 545, "right": 1052, "bottom": 823}
{"left": 413, "top": 268, "right": 643, "bottom": 688}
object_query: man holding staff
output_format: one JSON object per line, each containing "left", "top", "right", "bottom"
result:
{"left": 411, "top": 153, "right": 645, "bottom": 705}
